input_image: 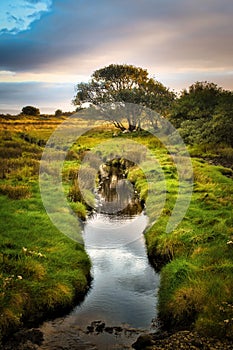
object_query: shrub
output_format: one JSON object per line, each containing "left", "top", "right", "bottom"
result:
{"left": 21, "top": 106, "right": 40, "bottom": 116}
{"left": 0, "top": 185, "right": 31, "bottom": 199}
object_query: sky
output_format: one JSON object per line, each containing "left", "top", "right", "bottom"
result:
{"left": 0, "top": 0, "right": 233, "bottom": 114}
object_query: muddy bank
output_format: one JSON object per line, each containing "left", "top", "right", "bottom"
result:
{"left": 2, "top": 327, "right": 95, "bottom": 350}
{"left": 4, "top": 326, "right": 233, "bottom": 350}
{"left": 2, "top": 321, "right": 147, "bottom": 350}
{"left": 133, "top": 330, "right": 233, "bottom": 350}
{"left": 2, "top": 328, "right": 44, "bottom": 350}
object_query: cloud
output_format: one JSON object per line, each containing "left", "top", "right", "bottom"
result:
{"left": 0, "top": 0, "right": 232, "bottom": 112}
{"left": 0, "top": 0, "right": 52, "bottom": 35}
{"left": 0, "top": 0, "right": 232, "bottom": 74}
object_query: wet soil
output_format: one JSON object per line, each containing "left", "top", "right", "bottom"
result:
{"left": 132, "top": 330, "right": 233, "bottom": 350}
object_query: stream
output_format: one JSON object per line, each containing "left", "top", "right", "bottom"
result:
{"left": 38, "top": 166, "right": 160, "bottom": 350}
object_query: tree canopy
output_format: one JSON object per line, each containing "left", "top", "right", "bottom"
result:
{"left": 73, "top": 64, "right": 175, "bottom": 131}
{"left": 170, "top": 82, "right": 222, "bottom": 128}
{"left": 170, "top": 82, "right": 233, "bottom": 146}
{"left": 21, "top": 105, "right": 40, "bottom": 116}
{"left": 55, "top": 109, "right": 63, "bottom": 117}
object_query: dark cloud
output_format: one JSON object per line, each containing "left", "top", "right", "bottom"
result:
{"left": 0, "top": 0, "right": 232, "bottom": 73}
{"left": 0, "top": 0, "right": 232, "bottom": 112}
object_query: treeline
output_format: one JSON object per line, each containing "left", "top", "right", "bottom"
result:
{"left": 169, "top": 81, "right": 233, "bottom": 147}
{"left": 0, "top": 106, "right": 75, "bottom": 119}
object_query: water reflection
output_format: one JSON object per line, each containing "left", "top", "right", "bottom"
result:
{"left": 75, "top": 216, "right": 159, "bottom": 326}
{"left": 96, "top": 161, "right": 143, "bottom": 216}
{"left": 39, "top": 164, "right": 159, "bottom": 350}
{"left": 69, "top": 167, "right": 159, "bottom": 332}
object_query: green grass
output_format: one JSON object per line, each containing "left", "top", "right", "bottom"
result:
{"left": 0, "top": 188, "right": 91, "bottom": 339}
{"left": 0, "top": 120, "right": 91, "bottom": 343}
{"left": 142, "top": 157, "right": 233, "bottom": 339}
{"left": 0, "top": 115, "right": 233, "bottom": 341}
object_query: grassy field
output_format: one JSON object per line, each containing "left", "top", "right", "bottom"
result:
{"left": 0, "top": 116, "right": 91, "bottom": 343}
{"left": 0, "top": 114, "right": 233, "bottom": 343}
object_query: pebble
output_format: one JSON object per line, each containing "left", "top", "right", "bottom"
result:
{"left": 132, "top": 330, "right": 233, "bottom": 350}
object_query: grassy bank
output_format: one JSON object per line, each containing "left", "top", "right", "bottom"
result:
{"left": 0, "top": 117, "right": 91, "bottom": 343}
{"left": 129, "top": 143, "right": 233, "bottom": 339}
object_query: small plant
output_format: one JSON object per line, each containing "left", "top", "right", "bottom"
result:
{"left": 69, "top": 202, "right": 87, "bottom": 220}
{"left": 0, "top": 184, "right": 31, "bottom": 199}
{"left": 68, "top": 181, "right": 83, "bottom": 203}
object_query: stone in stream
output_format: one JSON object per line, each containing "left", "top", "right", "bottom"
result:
{"left": 95, "top": 322, "right": 105, "bottom": 333}
{"left": 113, "top": 326, "right": 123, "bottom": 333}
{"left": 104, "top": 327, "right": 114, "bottom": 334}
{"left": 86, "top": 325, "right": 95, "bottom": 333}
{"left": 87, "top": 320, "right": 106, "bottom": 333}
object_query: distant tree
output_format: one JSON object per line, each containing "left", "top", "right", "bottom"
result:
{"left": 170, "top": 82, "right": 233, "bottom": 146}
{"left": 170, "top": 81, "right": 222, "bottom": 128}
{"left": 22, "top": 106, "right": 40, "bottom": 116}
{"left": 73, "top": 64, "right": 174, "bottom": 131}
{"left": 55, "top": 109, "right": 63, "bottom": 117}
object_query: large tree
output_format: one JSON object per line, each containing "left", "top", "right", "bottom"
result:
{"left": 73, "top": 64, "right": 174, "bottom": 131}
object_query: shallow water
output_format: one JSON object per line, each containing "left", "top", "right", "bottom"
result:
{"left": 76, "top": 212, "right": 159, "bottom": 328}
{"left": 39, "top": 173, "right": 160, "bottom": 349}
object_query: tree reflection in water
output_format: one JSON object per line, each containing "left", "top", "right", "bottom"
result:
{"left": 97, "top": 158, "right": 144, "bottom": 216}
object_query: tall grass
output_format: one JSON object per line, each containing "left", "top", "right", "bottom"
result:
{"left": 0, "top": 120, "right": 91, "bottom": 343}
{"left": 144, "top": 157, "right": 233, "bottom": 338}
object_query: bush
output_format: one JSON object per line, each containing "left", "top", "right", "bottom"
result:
{"left": 21, "top": 106, "right": 40, "bottom": 116}
{"left": 55, "top": 109, "right": 63, "bottom": 117}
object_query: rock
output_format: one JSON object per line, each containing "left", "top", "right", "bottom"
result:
{"left": 95, "top": 322, "right": 105, "bottom": 333}
{"left": 113, "top": 326, "right": 123, "bottom": 333}
{"left": 132, "top": 334, "right": 154, "bottom": 349}
{"left": 86, "top": 326, "right": 94, "bottom": 333}
{"left": 104, "top": 327, "right": 114, "bottom": 334}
